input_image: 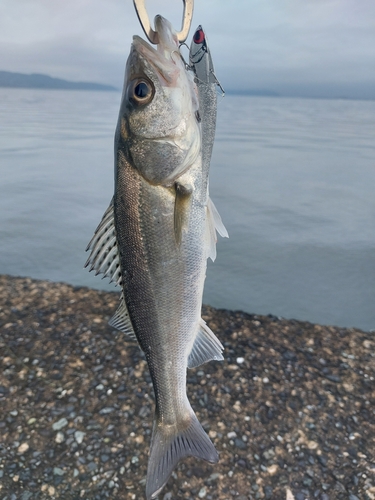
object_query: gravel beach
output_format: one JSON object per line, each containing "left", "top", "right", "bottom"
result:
{"left": 0, "top": 274, "right": 374, "bottom": 500}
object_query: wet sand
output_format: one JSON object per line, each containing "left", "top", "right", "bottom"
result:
{"left": 0, "top": 275, "right": 374, "bottom": 500}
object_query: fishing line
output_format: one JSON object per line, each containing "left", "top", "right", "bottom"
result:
{"left": 178, "top": 41, "right": 192, "bottom": 71}
{"left": 211, "top": 69, "right": 225, "bottom": 97}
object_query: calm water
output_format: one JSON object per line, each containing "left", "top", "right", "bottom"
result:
{"left": 0, "top": 88, "right": 374, "bottom": 331}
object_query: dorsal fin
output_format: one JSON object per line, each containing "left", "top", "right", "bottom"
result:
{"left": 85, "top": 200, "right": 122, "bottom": 286}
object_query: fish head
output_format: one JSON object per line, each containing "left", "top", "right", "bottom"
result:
{"left": 117, "top": 16, "right": 201, "bottom": 186}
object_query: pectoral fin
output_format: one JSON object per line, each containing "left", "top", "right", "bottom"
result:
{"left": 174, "top": 182, "right": 193, "bottom": 245}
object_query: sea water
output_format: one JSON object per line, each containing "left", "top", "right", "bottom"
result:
{"left": 0, "top": 88, "right": 374, "bottom": 331}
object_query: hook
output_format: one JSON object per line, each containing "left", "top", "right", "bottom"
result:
{"left": 133, "top": 0, "right": 194, "bottom": 44}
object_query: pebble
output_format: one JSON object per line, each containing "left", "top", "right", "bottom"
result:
{"left": 99, "top": 407, "right": 114, "bottom": 414}
{"left": 52, "top": 417, "right": 68, "bottom": 431}
{"left": 307, "top": 440, "right": 318, "bottom": 450}
{"left": 268, "top": 464, "right": 278, "bottom": 475}
{"left": 1, "top": 276, "right": 374, "bottom": 500}
{"left": 317, "top": 454, "right": 328, "bottom": 466}
{"left": 55, "top": 432, "right": 65, "bottom": 443}
{"left": 87, "top": 462, "right": 97, "bottom": 472}
{"left": 263, "top": 449, "right": 275, "bottom": 460}
{"left": 263, "top": 486, "right": 273, "bottom": 499}
{"left": 198, "top": 487, "right": 207, "bottom": 498}
{"left": 286, "top": 489, "right": 295, "bottom": 500}
{"left": 139, "top": 406, "right": 150, "bottom": 418}
{"left": 17, "top": 443, "right": 29, "bottom": 454}
{"left": 74, "top": 431, "right": 85, "bottom": 444}
{"left": 234, "top": 438, "right": 246, "bottom": 449}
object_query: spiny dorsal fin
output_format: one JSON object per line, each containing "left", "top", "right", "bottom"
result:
{"left": 108, "top": 294, "right": 137, "bottom": 339}
{"left": 174, "top": 182, "right": 193, "bottom": 246}
{"left": 205, "top": 196, "right": 228, "bottom": 262}
{"left": 85, "top": 200, "right": 122, "bottom": 286}
{"left": 187, "top": 318, "right": 224, "bottom": 369}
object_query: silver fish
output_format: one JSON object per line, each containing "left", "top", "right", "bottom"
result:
{"left": 189, "top": 25, "right": 228, "bottom": 260}
{"left": 86, "top": 15, "right": 226, "bottom": 500}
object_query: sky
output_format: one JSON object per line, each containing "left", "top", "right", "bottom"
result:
{"left": 1, "top": 0, "right": 375, "bottom": 98}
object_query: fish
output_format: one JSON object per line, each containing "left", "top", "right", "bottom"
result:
{"left": 85, "top": 15, "right": 227, "bottom": 500}
{"left": 189, "top": 25, "right": 228, "bottom": 260}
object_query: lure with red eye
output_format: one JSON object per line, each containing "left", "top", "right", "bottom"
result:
{"left": 193, "top": 27, "right": 205, "bottom": 45}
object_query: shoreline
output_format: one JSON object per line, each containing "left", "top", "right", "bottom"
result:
{"left": 0, "top": 274, "right": 374, "bottom": 499}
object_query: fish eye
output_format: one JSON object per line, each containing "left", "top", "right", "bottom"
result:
{"left": 128, "top": 79, "right": 154, "bottom": 105}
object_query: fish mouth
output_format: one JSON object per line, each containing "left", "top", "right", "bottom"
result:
{"left": 132, "top": 16, "right": 183, "bottom": 86}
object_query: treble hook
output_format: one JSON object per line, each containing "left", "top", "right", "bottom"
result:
{"left": 133, "top": 0, "right": 194, "bottom": 44}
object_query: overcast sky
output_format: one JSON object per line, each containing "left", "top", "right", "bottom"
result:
{"left": 1, "top": 0, "right": 375, "bottom": 98}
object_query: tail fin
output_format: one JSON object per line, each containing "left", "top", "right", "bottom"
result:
{"left": 145, "top": 411, "right": 218, "bottom": 499}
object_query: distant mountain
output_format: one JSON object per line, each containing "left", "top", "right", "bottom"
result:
{"left": 226, "top": 89, "right": 280, "bottom": 97}
{"left": 0, "top": 71, "right": 117, "bottom": 91}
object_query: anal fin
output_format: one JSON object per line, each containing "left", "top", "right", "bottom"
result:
{"left": 208, "top": 196, "right": 228, "bottom": 238}
{"left": 188, "top": 318, "right": 224, "bottom": 369}
{"left": 206, "top": 196, "right": 228, "bottom": 262}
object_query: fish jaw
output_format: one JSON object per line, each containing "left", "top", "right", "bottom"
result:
{"left": 116, "top": 17, "right": 200, "bottom": 186}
